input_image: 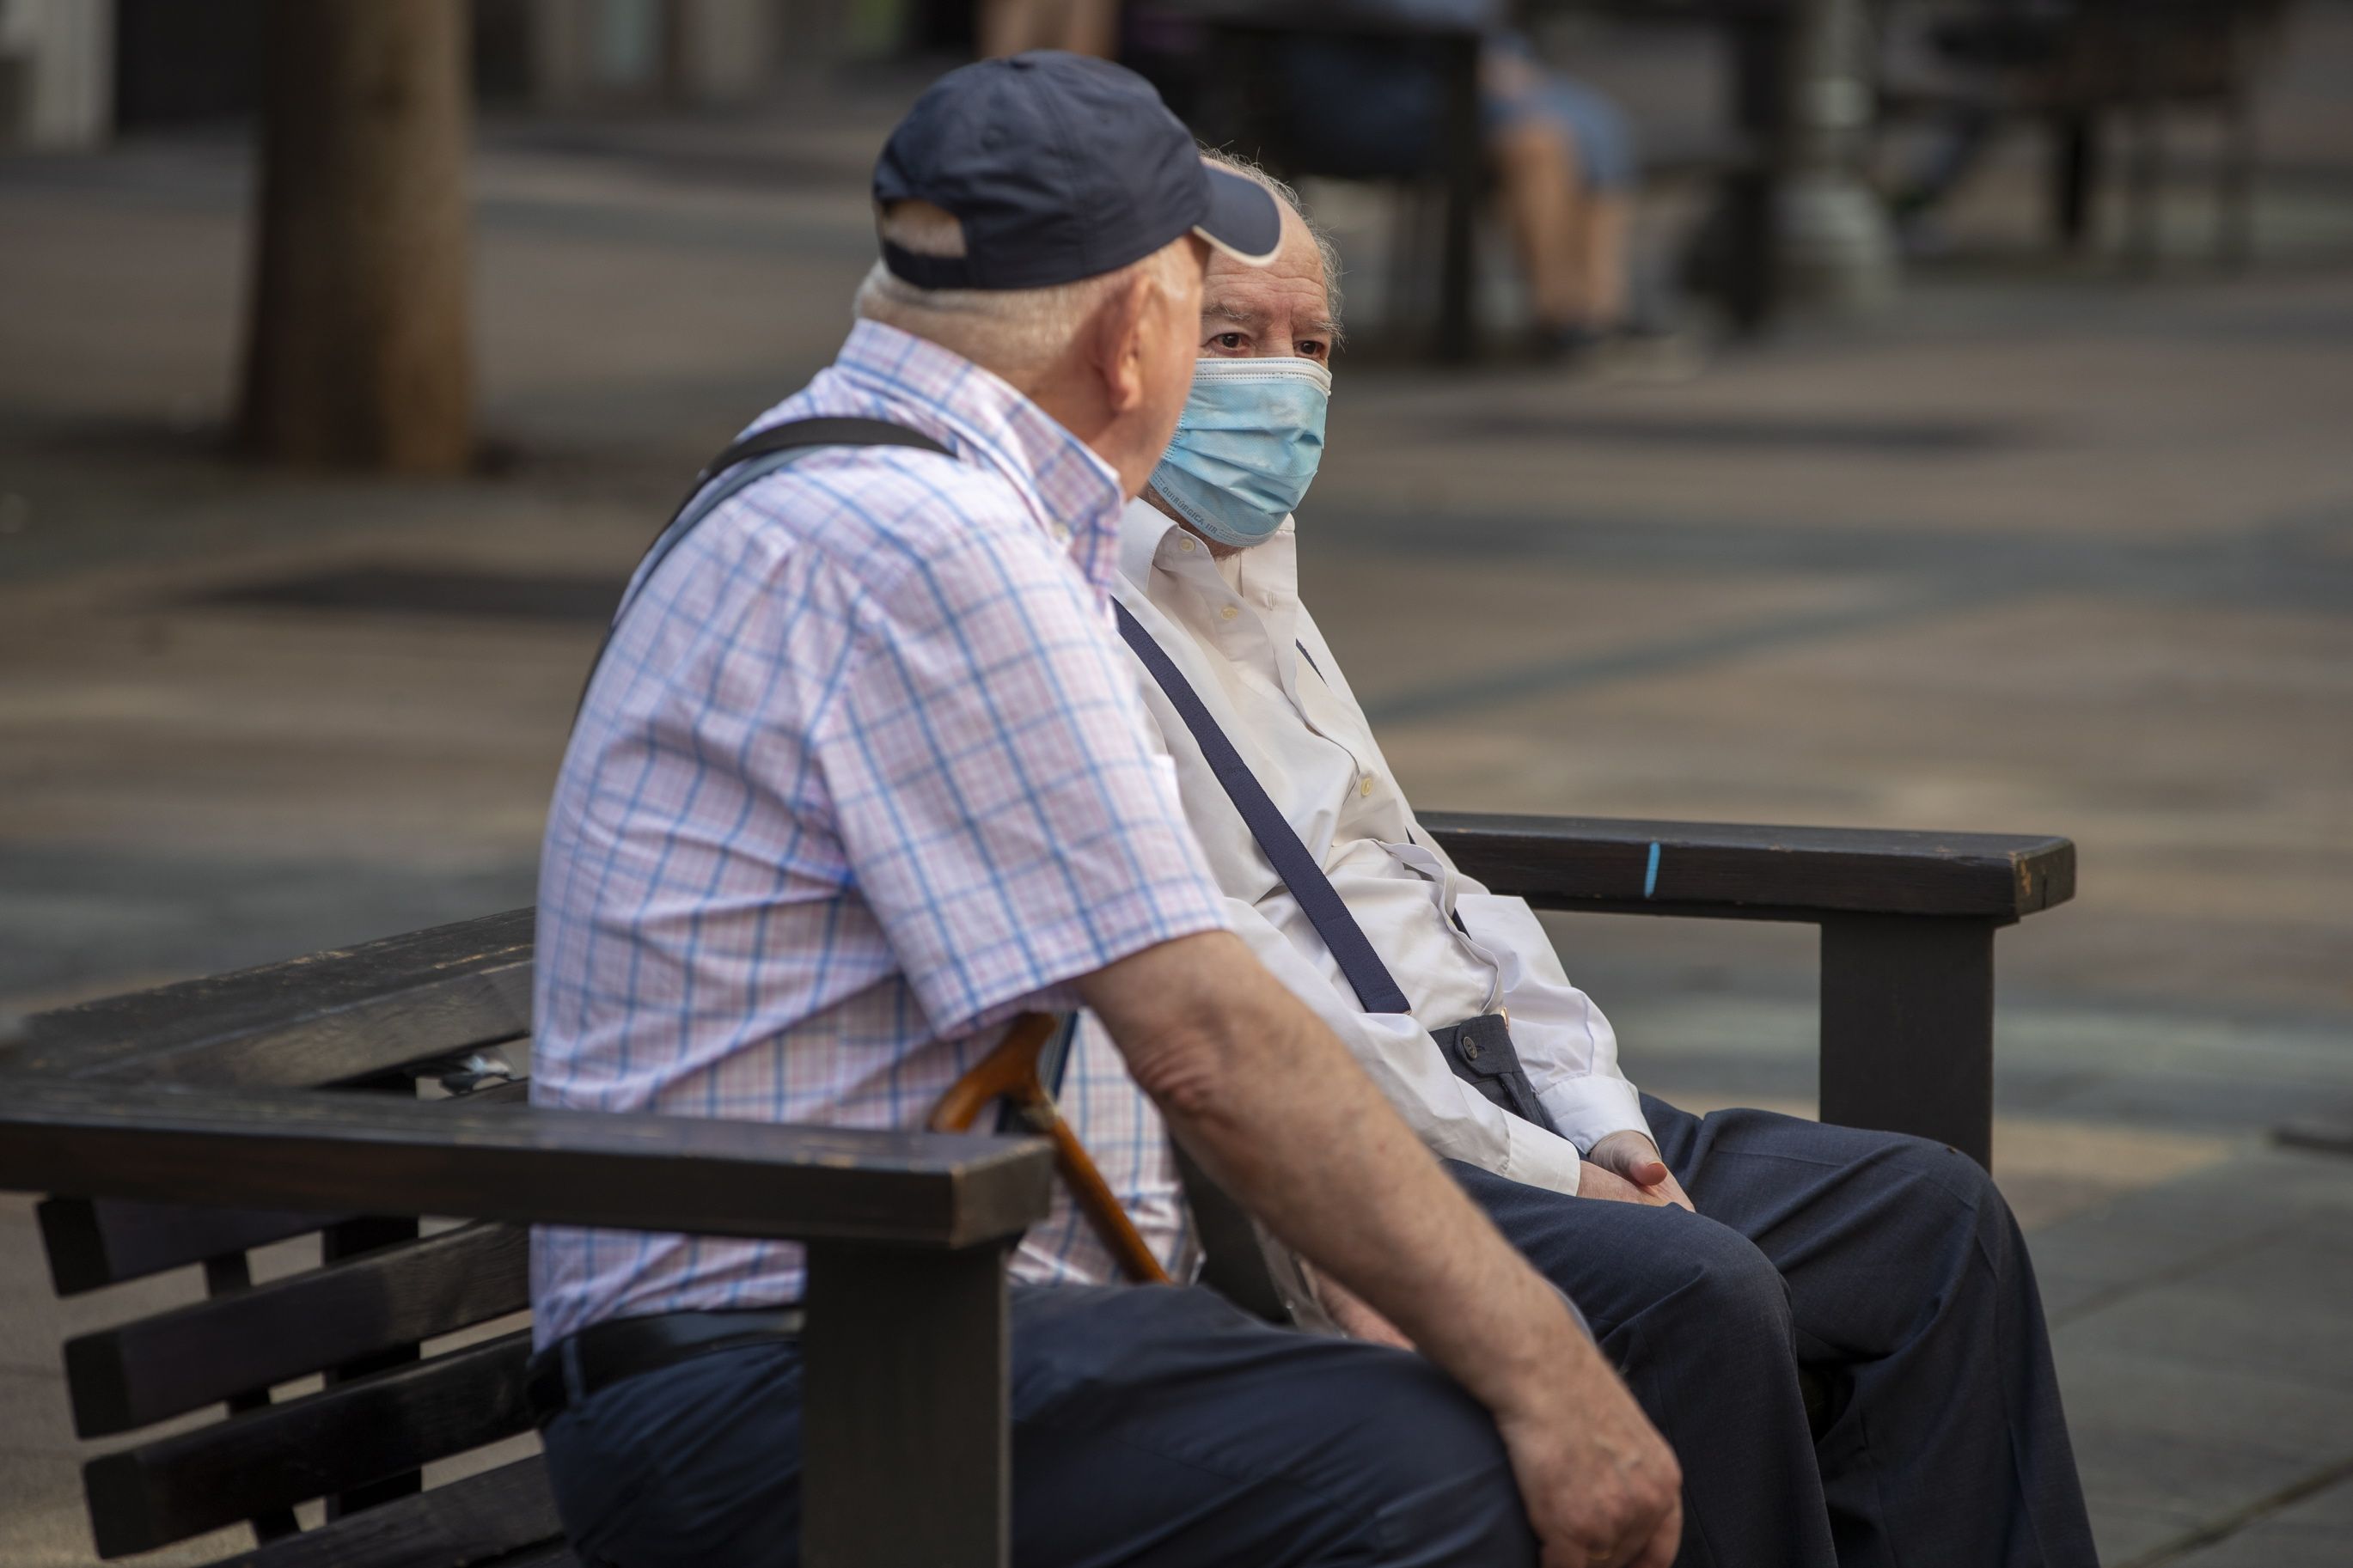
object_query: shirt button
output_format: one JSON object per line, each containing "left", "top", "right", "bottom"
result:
{"left": 1219, "top": 604, "right": 1238, "bottom": 620}
{"left": 1359, "top": 778, "right": 1374, "bottom": 797}
{"left": 1179, "top": 536, "right": 1196, "bottom": 552}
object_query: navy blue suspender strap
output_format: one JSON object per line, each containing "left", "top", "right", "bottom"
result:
{"left": 578, "top": 417, "right": 955, "bottom": 714}
{"left": 1113, "top": 601, "right": 1414, "bottom": 1016}
{"left": 646, "top": 416, "right": 956, "bottom": 584}
{"left": 1115, "top": 598, "right": 1566, "bottom": 1139}
{"left": 1291, "top": 642, "right": 1451, "bottom": 935}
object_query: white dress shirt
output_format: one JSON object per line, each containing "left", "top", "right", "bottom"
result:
{"left": 1108, "top": 497, "right": 1655, "bottom": 1197}
{"left": 1014, "top": 496, "right": 1661, "bottom": 1289}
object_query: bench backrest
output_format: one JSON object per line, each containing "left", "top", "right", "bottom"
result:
{"left": 26, "top": 912, "right": 561, "bottom": 1562}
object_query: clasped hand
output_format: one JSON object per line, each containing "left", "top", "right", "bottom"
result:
{"left": 1581, "top": 1132, "right": 1696, "bottom": 1211}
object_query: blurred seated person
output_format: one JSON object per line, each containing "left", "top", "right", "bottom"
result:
{"left": 979, "top": 0, "right": 1116, "bottom": 59}
{"left": 1280, "top": 1, "right": 1637, "bottom": 357}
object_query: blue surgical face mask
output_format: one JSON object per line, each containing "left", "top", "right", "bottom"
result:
{"left": 1149, "top": 356, "right": 1332, "bottom": 547}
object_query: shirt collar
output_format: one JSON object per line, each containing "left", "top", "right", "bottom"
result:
{"left": 831, "top": 320, "right": 1127, "bottom": 589}
{"left": 1119, "top": 496, "right": 1299, "bottom": 602}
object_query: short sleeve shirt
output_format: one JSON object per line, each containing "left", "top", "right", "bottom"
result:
{"left": 529, "top": 321, "right": 1229, "bottom": 1345}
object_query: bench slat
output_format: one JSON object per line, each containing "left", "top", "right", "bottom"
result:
{"left": 66, "top": 1220, "right": 527, "bottom": 1438}
{"left": 38, "top": 1196, "right": 357, "bottom": 1298}
{"left": 37, "top": 1082, "right": 529, "bottom": 1295}
{"left": 478, "top": 1546, "right": 578, "bottom": 1568}
{"left": 212, "top": 1455, "right": 561, "bottom": 1568}
{"left": 0, "top": 1077, "right": 1054, "bottom": 1251}
{"left": 1422, "top": 813, "right": 2075, "bottom": 924}
{"left": 83, "top": 1332, "right": 533, "bottom": 1557}
{"left": 13, "top": 909, "right": 535, "bottom": 1088}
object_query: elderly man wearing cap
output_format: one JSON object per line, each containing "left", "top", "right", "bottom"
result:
{"left": 1069, "top": 160, "right": 2099, "bottom": 1567}
{"left": 525, "top": 53, "right": 1679, "bottom": 1568}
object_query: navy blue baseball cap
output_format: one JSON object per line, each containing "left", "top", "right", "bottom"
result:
{"left": 873, "top": 51, "right": 1282, "bottom": 290}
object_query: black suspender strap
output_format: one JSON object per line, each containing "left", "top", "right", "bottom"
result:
{"left": 578, "top": 417, "right": 955, "bottom": 713}
{"left": 656, "top": 417, "right": 956, "bottom": 542}
{"left": 1115, "top": 595, "right": 1566, "bottom": 1148}
{"left": 1114, "top": 601, "right": 1414, "bottom": 1016}
{"left": 1116, "top": 598, "right": 1418, "bottom": 1327}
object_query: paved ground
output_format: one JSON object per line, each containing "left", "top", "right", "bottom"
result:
{"left": 4, "top": 11, "right": 2353, "bottom": 1565}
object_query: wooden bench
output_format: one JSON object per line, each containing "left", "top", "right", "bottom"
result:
{"left": 0, "top": 812, "right": 2072, "bottom": 1568}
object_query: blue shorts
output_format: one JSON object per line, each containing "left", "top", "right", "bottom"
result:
{"left": 1490, "top": 38, "right": 1637, "bottom": 192}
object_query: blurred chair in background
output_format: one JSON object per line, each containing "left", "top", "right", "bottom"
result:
{"left": 1874, "top": 0, "right": 2289, "bottom": 268}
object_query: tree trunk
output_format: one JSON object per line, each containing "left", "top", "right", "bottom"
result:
{"left": 236, "top": 0, "right": 473, "bottom": 473}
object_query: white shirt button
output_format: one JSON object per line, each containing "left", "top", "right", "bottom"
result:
{"left": 1219, "top": 604, "right": 1238, "bottom": 621}
{"left": 1359, "top": 777, "right": 1375, "bottom": 797}
{"left": 1179, "top": 535, "right": 1196, "bottom": 552}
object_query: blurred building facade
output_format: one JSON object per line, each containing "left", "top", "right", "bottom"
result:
{"left": 0, "top": 0, "right": 831, "bottom": 148}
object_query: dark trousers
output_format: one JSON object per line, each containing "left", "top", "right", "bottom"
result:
{"left": 540, "top": 1280, "right": 1536, "bottom": 1567}
{"left": 1456, "top": 1094, "right": 2097, "bottom": 1568}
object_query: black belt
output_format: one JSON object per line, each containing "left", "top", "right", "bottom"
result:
{"left": 524, "top": 1307, "right": 805, "bottom": 1426}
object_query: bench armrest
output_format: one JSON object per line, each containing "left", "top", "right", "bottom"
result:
{"left": 1, "top": 907, "right": 535, "bottom": 1087}
{"left": 1421, "top": 812, "right": 2075, "bottom": 924}
{"left": 1423, "top": 813, "right": 2079, "bottom": 1169}
{"left": 4, "top": 1076, "right": 1047, "bottom": 1568}
{"left": 0, "top": 1077, "right": 1053, "bottom": 1250}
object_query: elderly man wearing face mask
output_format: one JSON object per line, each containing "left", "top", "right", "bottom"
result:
{"left": 1047, "top": 155, "right": 2100, "bottom": 1568}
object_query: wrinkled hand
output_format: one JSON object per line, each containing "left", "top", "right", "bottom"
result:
{"left": 1498, "top": 1351, "right": 1683, "bottom": 1568}
{"left": 1581, "top": 1133, "right": 1696, "bottom": 1211}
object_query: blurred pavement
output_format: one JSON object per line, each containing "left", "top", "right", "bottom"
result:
{"left": 4, "top": 13, "right": 2353, "bottom": 1565}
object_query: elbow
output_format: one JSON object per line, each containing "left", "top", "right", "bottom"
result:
{"left": 1121, "top": 1016, "right": 1249, "bottom": 1132}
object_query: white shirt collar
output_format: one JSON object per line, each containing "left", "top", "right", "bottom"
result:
{"left": 1117, "top": 496, "right": 1299, "bottom": 602}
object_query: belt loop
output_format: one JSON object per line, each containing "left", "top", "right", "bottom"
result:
{"left": 562, "top": 1333, "right": 588, "bottom": 1406}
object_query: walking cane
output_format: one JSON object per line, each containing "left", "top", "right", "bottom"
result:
{"left": 928, "top": 1012, "right": 1171, "bottom": 1285}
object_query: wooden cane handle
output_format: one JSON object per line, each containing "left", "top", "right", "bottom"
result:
{"left": 926, "top": 1013, "right": 1172, "bottom": 1284}
{"left": 926, "top": 1012, "right": 1060, "bottom": 1133}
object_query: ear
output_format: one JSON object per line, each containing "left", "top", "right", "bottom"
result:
{"left": 1091, "top": 269, "right": 1158, "bottom": 415}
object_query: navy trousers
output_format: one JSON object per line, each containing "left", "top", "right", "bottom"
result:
{"left": 540, "top": 1280, "right": 1537, "bottom": 1568}
{"left": 1456, "top": 1094, "right": 2097, "bottom": 1568}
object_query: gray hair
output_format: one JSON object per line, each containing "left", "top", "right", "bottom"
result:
{"left": 853, "top": 200, "right": 1194, "bottom": 376}
{"left": 1198, "top": 149, "right": 1345, "bottom": 338}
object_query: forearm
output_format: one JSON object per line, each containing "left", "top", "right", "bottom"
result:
{"left": 1079, "top": 931, "right": 1591, "bottom": 1418}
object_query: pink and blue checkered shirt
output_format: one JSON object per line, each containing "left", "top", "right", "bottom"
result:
{"left": 529, "top": 320, "right": 1229, "bottom": 1345}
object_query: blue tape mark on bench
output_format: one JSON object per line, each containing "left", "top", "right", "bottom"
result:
{"left": 1644, "top": 842, "right": 1661, "bottom": 900}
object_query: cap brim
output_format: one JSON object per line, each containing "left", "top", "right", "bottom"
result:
{"left": 1194, "top": 166, "right": 1284, "bottom": 267}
